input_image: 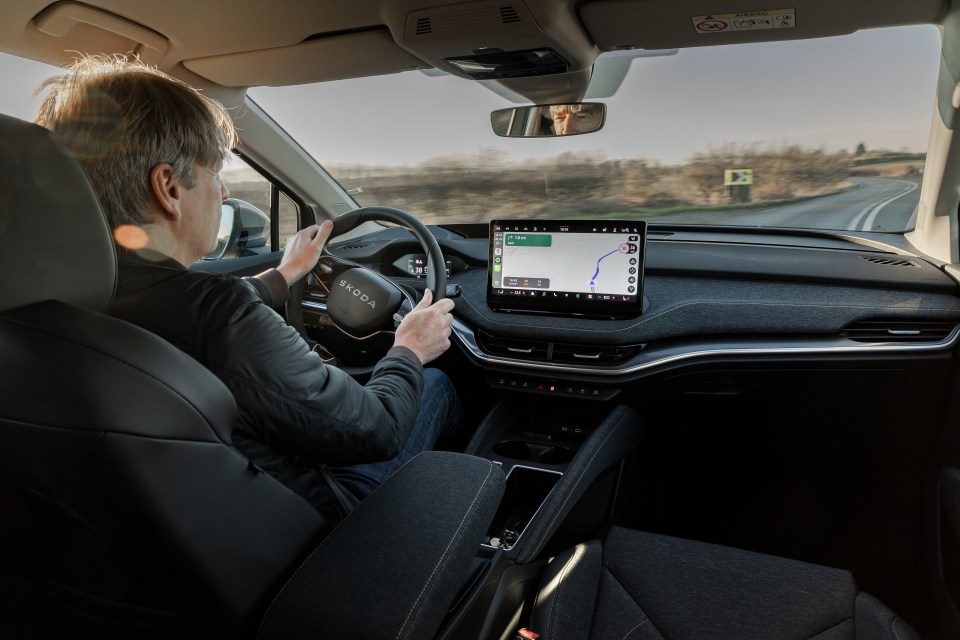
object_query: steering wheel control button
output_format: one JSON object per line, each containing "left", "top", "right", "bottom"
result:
{"left": 391, "top": 297, "right": 415, "bottom": 328}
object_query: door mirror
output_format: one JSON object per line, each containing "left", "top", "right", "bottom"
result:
{"left": 491, "top": 102, "right": 606, "bottom": 137}
{"left": 201, "top": 198, "right": 270, "bottom": 261}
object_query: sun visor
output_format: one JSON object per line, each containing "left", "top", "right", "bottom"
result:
{"left": 580, "top": 0, "right": 945, "bottom": 51}
{"left": 183, "top": 28, "right": 428, "bottom": 88}
{"left": 32, "top": 1, "right": 169, "bottom": 64}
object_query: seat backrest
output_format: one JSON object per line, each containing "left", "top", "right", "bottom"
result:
{"left": 0, "top": 113, "right": 323, "bottom": 636}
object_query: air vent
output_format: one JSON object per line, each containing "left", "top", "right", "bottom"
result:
{"left": 478, "top": 331, "right": 641, "bottom": 364}
{"left": 860, "top": 255, "right": 920, "bottom": 268}
{"left": 500, "top": 6, "right": 521, "bottom": 23}
{"left": 415, "top": 17, "right": 432, "bottom": 35}
{"left": 648, "top": 231, "right": 676, "bottom": 239}
{"left": 841, "top": 320, "right": 956, "bottom": 343}
{"left": 478, "top": 332, "right": 549, "bottom": 361}
{"left": 551, "top": 342, "right": 638, "bottom": 365}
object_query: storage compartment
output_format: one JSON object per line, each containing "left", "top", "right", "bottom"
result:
{"left": 483, "top": 465, "right": 561, "bottom": 550}
{"left": 492, "top": 440, "right": 575, "bottom": 464}
{"left": 467, "top": 397, "right": 601, "bottom": 471}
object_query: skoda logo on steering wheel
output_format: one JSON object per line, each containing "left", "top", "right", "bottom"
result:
{"left": 339, "top": 279, "right": 377, "bottom": 309}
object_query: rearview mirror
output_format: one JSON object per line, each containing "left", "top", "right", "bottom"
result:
{"left": 491, "top": 102, "right": 606, "bottom": 138}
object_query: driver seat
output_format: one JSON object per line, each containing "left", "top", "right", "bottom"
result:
{"left": 0, "top": 113, "right": 504, "bottom": 638}
{"left": 0, "top": 111, "right": 324, "bottom": 635}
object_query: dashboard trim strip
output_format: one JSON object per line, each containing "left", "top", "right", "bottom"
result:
{"left": 450, "top": 318, "right": 960, "bottom": 377}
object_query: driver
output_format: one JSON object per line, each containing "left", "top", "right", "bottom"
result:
{"left": 34, "top": 55, "right": 462, "bottom": 530}
{"left": 549, "top": 103, "right": 604, "bottom": 135}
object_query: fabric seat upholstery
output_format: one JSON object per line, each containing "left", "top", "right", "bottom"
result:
{"left": 527, "top": 526, "right": 920, "bottom": 640}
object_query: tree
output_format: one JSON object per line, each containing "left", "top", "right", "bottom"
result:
{"left": 855, "top": 142, "right": 867, "bottom": 157}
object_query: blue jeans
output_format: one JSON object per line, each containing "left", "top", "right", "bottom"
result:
{"left": 331, "top": 368, "right": 463, "bottom": 500}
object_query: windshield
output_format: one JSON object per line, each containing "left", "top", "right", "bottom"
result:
{"left": 251, "top": 25, "right": 940, "bottom": 233}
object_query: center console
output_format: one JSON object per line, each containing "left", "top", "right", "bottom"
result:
{"left": 436, "top": 219, "right": 647, "bottom": 638}
{"left": 464, "top": 398, "right": 642, "bottom": 562}
{"left": 436, "top": 399, "right": 642, "bottom": 639}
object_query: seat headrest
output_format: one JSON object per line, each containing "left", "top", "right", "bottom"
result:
{"left": 0, "top": 113, "right": 116, "bottom": 314}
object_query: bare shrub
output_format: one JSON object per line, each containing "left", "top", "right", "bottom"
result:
{"left": 324, "top": 143, "right": 878, "bottom": 225}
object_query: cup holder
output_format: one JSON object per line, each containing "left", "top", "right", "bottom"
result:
{"left": 538, "top": 445, "right": 574, "bottom": 464}
{"left": 493, "top": 440, "right": 575, "bottom": 465}
{"left": 493, "top": 440, "right": 535, "bottom": 460}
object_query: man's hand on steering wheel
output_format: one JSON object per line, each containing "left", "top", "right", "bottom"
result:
{"left": 276, "top": 220, "right": 334, "bottom": 286}
{"left": 394, "top": 289, "right": 455, "bottom": 365}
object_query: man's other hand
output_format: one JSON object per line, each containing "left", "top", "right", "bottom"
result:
{"left": 277, "top": 220, "right": 334, "bottom": 286}
{"left": 393, "top": 289, "right": 455, "bottom": 365}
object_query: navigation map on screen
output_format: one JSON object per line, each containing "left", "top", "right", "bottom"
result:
{"left": 487, "top": 220, "right": 646, "bottom": 318}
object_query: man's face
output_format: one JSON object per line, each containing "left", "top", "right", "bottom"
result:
{"left": 181, "top": 164, "right": 229, "bottom": 261}
{"left": 551, "top": 106, "right": 603, "bottom": 135}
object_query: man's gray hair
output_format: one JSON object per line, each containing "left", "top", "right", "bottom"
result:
{"left": 34, "top": 54, "right": 238, "bottom": 229}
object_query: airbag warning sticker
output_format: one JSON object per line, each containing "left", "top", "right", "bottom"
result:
{"left": 692, "top": 8, "right": 795, "bottom": 33}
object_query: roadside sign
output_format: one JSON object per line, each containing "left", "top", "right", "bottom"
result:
{"left": 724, "top": 169, "right": 753, "bottom": 185}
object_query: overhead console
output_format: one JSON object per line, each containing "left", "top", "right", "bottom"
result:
{"left": 397, "top": 0, "right": 599, "bottom": 102}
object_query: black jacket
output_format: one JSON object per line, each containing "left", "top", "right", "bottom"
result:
{"left": 109, "top": 249, "right": 424, "bottom": 520}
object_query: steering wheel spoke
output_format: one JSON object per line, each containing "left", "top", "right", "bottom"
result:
{"left": 287, "top": 207, "right": 446, "bottom": 365}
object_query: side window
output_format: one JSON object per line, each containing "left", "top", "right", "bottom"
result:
{"left": 213, "top": 153, "right": 300, "bottom": 259}
{"left": 277, "top": 191, "right": 299, "bottom": 250}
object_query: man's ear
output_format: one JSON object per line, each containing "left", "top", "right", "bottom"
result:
{"left": 148, "top": 163, "right": 184, "bottom": 223}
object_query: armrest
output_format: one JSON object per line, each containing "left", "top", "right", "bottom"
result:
{"left": 257, "top": 451, "right": 505, "bottom": 640}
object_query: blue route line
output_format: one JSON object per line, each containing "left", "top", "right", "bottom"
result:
{"left": 589, "top": 249, "right": 620, "bottom": 285}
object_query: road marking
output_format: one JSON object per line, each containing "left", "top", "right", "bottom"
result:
{"left": 847, "top": 180, "right": 918, "bottom": 231}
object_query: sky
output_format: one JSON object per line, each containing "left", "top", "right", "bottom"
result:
{"left": 2, "top": 24, "right": 943, "bottom": 167}
{"left": 1, "top": 51, "right": 60, "bottom": 119}
{"left": 250, "top": 25, "right": 943, "bottom": 167}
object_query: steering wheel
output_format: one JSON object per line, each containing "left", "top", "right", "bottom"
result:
{"left": 286, "top": 206, "right": 447, "bottom": 355}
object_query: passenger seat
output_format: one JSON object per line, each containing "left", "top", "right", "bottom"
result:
{"left": 522, "top": 526, "right": 919, "bottom": 639}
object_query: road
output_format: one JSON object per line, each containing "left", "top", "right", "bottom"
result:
{"left": 658, "top": 176, "right": 921, "bottom": 231}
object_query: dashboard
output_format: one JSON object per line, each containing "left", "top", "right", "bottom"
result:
{"left": 323, "top": 223, "right": 960, "bottom": 395}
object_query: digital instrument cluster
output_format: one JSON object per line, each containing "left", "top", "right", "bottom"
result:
{"left": 392, "top": 254, "right": 454, "bottom": 278}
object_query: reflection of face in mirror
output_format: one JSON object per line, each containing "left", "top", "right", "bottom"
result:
{"left": 490, "top": 103, "right": 604, "bottom": 137}
{"left": 550, "top": 104, "right": 604, "bottom": 135}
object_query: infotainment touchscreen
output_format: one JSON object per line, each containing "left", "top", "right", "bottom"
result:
{"left": 487, "top": 219, "right": 647, "bottom": 318}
